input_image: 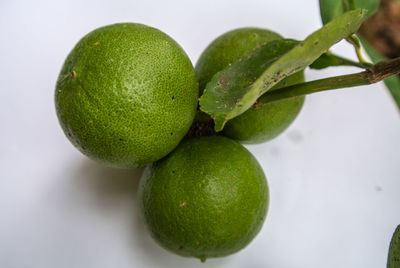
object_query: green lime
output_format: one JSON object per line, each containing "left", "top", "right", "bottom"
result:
{"left": 139, "top": 136, "right": 269, "bottom": 261}
{"left": 55, "top": 23, "right": 198, "bottom": 167}
{"left": 195, "top": 27, "right": 282, "bottom": 93}
{"left": 195, "top": 27, "right": 305, "bottom": 143}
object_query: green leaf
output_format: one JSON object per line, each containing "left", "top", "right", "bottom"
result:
{"left": 200, "top": 9, "right": 368, "bottom": 131}
{"left": 320, "top": 0, "right": 379, "bottom": 25}
{"left": 319, "top": 0, "right": 343, "bottom": 25}
{"left": 388, "top": 225, "right": 400, "bottom": 268}
{"left": 311, "top": 53, "right": 346, "bottom": 69}
{"left": 355, "top": 0, "right": 379, "bottom": 17}
{"left": 361, "top": 38, "right": 400, "bottom": 110}
{"left": 199, "top": 39, "right": 298, "bottom": 130}
{"left": 342, "top": 0, "right": 355, "bottom": 11}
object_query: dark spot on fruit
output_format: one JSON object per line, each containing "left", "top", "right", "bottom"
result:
{"left": 314, "top": 41, "right": 319, "bottom": 46}
{"left": 171, "top": 96, "right": 175, "bottom": 100}
{"left": 172, "top": 170, "right": 175, "bottom": 174}
{"left": 70, "top": 70, "right": 76, "bottom": 78}
{"left": 170, "top": 132, "right": 173, "bottom": 136}
{"left": 119, "top": 138, "right": 123, "bottom": 141}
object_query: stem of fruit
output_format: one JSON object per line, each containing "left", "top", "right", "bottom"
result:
{"left": 262, "top": 57, "right": 400, "bottom": 103}
{"left": 346, "top": 34, "right": 371, "bottom": 66}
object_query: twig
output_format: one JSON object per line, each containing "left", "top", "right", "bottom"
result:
{"left": 262, "top": 57, "right": 400, "bottom": 103}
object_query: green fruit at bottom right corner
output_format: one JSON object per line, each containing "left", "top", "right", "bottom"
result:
{"left": 195, "top": 27, "right": 305, "bottom": 144}
{"left": 138, "top": 136, "right": 268, "bottom": 261}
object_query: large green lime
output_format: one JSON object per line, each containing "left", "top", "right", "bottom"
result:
{"left": 139, "top": 136, "right": 269, "bottom": 261}
{"left": 195, "top": 27, "right": 305, "bottom": 143}
{"left": 55, "top": 23, "right": 198, "bottom": 167}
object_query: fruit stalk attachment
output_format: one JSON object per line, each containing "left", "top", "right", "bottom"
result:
{"left": 346, "top": 34, "right": 371, "bottom": 66}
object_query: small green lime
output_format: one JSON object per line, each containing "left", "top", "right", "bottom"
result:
{"left": 195, "top": 27, "right": 305, "bottom": 143}
{"left": 139, "top": 136, "right": 269, "bottom": 261}
{"left": 55, "top": 23, "right": 198, "bottom": 167}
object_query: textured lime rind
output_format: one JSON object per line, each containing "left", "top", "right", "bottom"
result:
{"left": 139, "top": 136, "right": 269, "bottom": 261}
{"left": 388, "top": 225, "right": 400, "bottom": 268}
{"left": 55, "top": 23, "right": 198, "bottom": 167}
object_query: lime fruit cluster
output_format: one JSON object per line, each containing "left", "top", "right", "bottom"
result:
{"left": 55, "top": 23, "right": 198, "bottom": 168}
{"left": 55, "top": 23, "right": 304, "bottom": 262}
{"left": 195, "top": 27, "right": 305, "bottom": 144}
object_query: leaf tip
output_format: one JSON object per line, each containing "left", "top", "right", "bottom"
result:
{"left": 213, "top": 117, "right": 226, "bottom": 132}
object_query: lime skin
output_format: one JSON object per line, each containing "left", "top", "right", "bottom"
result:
{"left": 139, "top": 136, "right": 269, "bottom": 261}
{"left": 195, "top": 27, "right": 305, "bottom": 144}
{"left": 55, "top": 23, "right": 198, "bottom": 167}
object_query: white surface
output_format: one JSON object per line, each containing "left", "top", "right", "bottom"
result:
{"left": 1, "top": 0, "right": 399, "bottom": 267}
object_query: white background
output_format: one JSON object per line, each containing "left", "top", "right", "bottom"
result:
{"left": 1, "top": 0, "right": 399, "bottom": 267}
